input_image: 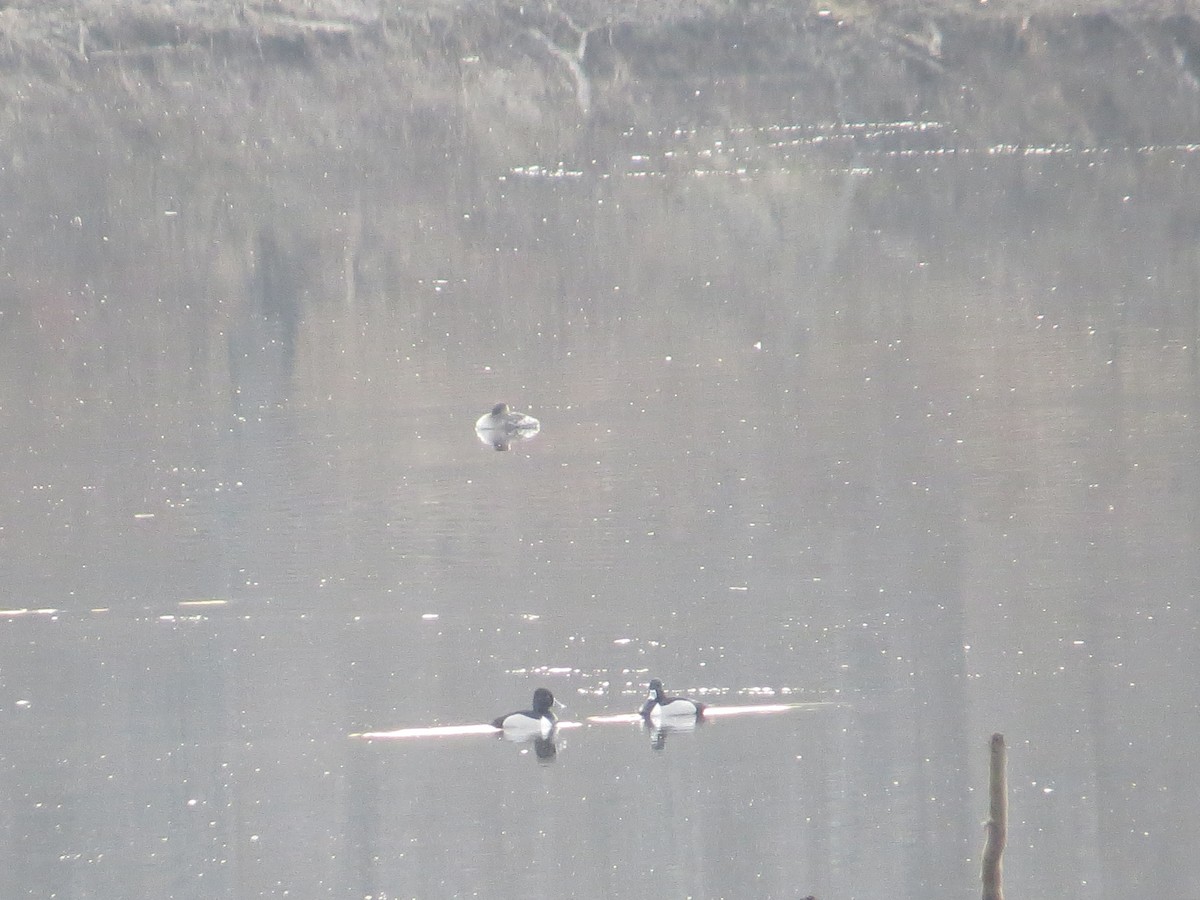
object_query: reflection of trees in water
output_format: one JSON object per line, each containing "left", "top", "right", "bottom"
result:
{"left": 3, "top": 2, "right": 1199, "bottom": 496}
{"left": 225, "top": 227, "right": 303, "bottom": 412}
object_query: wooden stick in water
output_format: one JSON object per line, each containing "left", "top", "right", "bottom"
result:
{"left": 982, "top": 732, "right": 1007, "bottom": 900}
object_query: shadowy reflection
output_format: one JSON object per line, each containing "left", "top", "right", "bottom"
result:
{"left": 476, "top": 432, "right": 532, "bottom": 452}
{"left": 533, "top": 735, "right": 557, "bottom": 761}
{"left": 643, "top": 715, "right": 704, "bottom": 751}
{"left": 496, "top": 727, "right": 559, "bottom": 763}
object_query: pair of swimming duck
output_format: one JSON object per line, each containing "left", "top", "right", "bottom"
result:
{"left": 493, "top": 680, "right": 704, "bottom": 731}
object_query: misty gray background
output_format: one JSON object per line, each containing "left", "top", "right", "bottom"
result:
{"left": 1, "top": 2, "right": 1199, "bottom": 898}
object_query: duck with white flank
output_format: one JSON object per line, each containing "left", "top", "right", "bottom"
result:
{"left": 640, "top": 679, "right": 706, "bottom": 720}
{"left": 475, "top": 403, "right": 541, "bottom": 451}
{"left": 492, "top": 687, "right": 557, "bottom": 734}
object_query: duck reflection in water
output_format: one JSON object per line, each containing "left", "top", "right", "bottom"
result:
{"left": 496, "top": 727, "right": 560, "bottom": 762}
{"left": 475, "top": 402, "right": 541, "bottom": 451}
{"left": 644, "top": 715, "right": 704, "bottom": 751}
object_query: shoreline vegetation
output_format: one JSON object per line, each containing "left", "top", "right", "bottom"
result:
{"left": 2, "top": 0, "right": 1199, "bottom": 155}
{"left": 2, "top": 0, "right": 1198, "bottom": 357}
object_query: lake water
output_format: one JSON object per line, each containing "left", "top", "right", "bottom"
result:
{"left": 2, "top": 11, "right": 1199, "bottom": 898}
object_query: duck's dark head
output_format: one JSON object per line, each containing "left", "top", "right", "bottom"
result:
{"left": 491, "top": 402, "right": 509, "bottom": 416}
{"left": 532, "top": 687, "right": 555, "bottom": 715}
{"left": 647, "top": 679, "right": 665, "bottom": 698}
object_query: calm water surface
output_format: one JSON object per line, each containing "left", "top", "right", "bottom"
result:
{"left": 2, "top": 86, "right": 1199, "bottom": 900}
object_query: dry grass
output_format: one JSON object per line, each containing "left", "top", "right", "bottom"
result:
{"left": 1, "top": 0, "right": 1197, "bottom": 164}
